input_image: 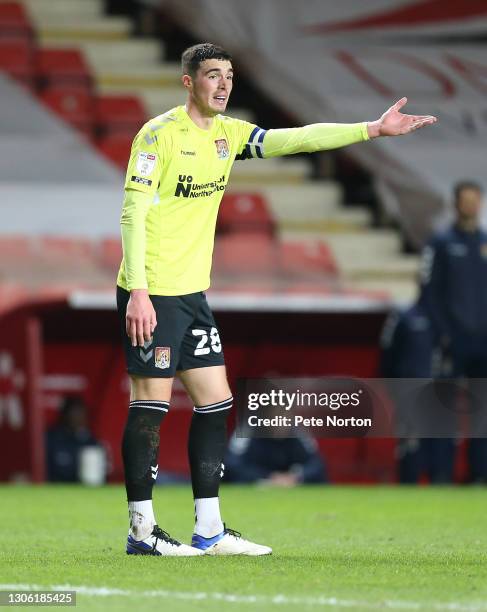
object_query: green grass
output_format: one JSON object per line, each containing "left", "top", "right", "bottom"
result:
{"left": 1, "top": 485, "right": 487, "bottom": 611}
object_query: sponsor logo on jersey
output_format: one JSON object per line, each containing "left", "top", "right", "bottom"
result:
{"left": 155, "top": 347, "right": 171, "bottom": 369}
{"left": 174, "top": 174, "right": 226, "bottom": 198}
{"left": 136, "top": 152, "right": 156, "bottom": 176}
{"left": 131, "top": 176, "right": 152, "bottom": 186}
{"left": 215, "top": 139, "right": 229, "bottom": 159}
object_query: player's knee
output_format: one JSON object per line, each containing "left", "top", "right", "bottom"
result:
{"left": 130, "top": 375, "right": 173, "bottom": 402}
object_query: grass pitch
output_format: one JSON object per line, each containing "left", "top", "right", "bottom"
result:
{"left": 1, "top": 485, "right": 487, "bottom": 611}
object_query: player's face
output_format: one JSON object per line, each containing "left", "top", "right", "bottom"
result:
{"left": 190, "top": 59, "right": 233, "bottom": 115}
{"left": 456, "top": 187, "right": 483, "bottom": 221}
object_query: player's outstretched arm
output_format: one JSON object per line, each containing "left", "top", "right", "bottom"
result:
{"left": 260, "top": 97, "right": 437, "bottom": 158}
{"left": 367, "top": 97, "right": 437, "bottom": 138}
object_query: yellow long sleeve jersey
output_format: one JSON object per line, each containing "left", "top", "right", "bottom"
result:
{"left": 117, "top": 105, "right": 369, "bottom": 296}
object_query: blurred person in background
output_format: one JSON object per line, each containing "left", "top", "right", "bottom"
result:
{"left": 116, "top": 42, "right": 437, "bottom": 557}
{"left": 224, "top": 433, "right": 327, "bottom": 486}
{"left": 421, "top": 180, "right": 487, "bottom": 483}
{"left": 380, "top": 286, "right": 455, "bottom": 484}
{"left": 46, "top": 396, "right": 103, "bottom": 483}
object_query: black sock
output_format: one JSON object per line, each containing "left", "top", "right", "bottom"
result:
{"left": 122, "top": 400, "right": 169, "bottom": 501}
{"left": 188, "top": 397, "right": 233, "bottom": 498}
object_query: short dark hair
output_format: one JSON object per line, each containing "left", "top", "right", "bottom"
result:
{"left": 454, "top": 180, "right": 483, "bottom": 203}
{"left": 181, "top": 43, "right": 232, "bottom": 77}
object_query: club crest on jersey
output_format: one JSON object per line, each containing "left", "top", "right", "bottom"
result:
{"left": 215, "top": 139, "right": 229, "bottom": 159}
{"left": 155, "top": 347, "right": 170, "bottom": 369}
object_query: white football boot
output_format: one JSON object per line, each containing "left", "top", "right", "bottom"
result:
{"left": 127, "top": 525, "right": 204, "bottom": 556}
{"left": 191, "top": 526, "right": 272, "bottom": 556}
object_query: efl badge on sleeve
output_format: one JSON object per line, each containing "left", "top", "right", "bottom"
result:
{"left": 155, "top": 347, "right": 171, "bottom": 369}
{"left": 136, "top": 152, "right": 157, "bottom": 176}
{"left": 215, "top": 139, "right": 229, "bottom": 159}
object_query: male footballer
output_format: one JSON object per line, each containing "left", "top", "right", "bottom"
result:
{"left": 117, "top": 43, "right": 437, "bottom": 556}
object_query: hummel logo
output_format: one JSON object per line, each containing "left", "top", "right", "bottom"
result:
{"left": 151, "top": 464, "right": 159, "bottom": 480}
{"left": 181, "top": 150, "right": 196, "bottom": 156}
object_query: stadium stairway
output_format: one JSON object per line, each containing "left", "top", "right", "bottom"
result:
{"left": 2, "top": 0, "right": 418, "bottom": 304}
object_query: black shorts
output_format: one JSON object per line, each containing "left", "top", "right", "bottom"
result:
{"left": 117, "top": 286, "right": 225, "bottom": 378}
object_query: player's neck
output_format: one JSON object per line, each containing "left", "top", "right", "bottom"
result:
{"left": 185, "top": 102, "right": 214, "bottom": 131}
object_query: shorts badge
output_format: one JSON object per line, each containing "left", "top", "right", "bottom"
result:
{"left": 215, "top": 139, "right": 229, "bottom": 159}
{"left": 155, "top": 347, "right": 171, "bottom": 369}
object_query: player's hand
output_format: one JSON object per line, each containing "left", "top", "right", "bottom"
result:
{"left": 367, "top": 97, "right": 437, "bottom": 138}
{"left": 126, "top": 289, "right": 157, "bottom": 347}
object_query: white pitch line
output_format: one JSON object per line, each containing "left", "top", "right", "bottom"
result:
{"left": 1, "top": 584, "right": 487, "bottom": 611}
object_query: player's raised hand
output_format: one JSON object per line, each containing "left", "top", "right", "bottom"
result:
{"left": 367, "top": 97, "right": 437, "bottom": 138}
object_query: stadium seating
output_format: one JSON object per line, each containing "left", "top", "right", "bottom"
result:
{"left": 213, "top": 233, "right": 278, "bottom": 276}
{"left": 96, "top": 133, "right": 132, "bottom": 169}
{"left": 0, "top": 2, "right": 33, "bottom": 40}
{"left": 217, "top": 193, "right": 275, "bottom": 236}
{"left": 97, "top": 237, "right": 122, "bottom": 272}
{"left": 278, "top": 240, "right": 338, "bottom": 277}
{"left": 0, "top": 38, "right": 35, "bottom": 88}
{"left": 38, "top": 85, "right": 95, "bottom": 136}
{"left": 38, "top": 237, "right": 94, "bottom": 259}
{"left": 35, "top": 48, "right": 92, "bottom": 89}
{"left": 95, "top": 95, "right": 146, "bottom": 137}
{"left": 0, "top": 235, "right": 35, "bottom": 259}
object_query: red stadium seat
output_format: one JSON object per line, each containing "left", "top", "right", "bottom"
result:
{"left": 98, "top": 238, "right": 122, "bottom": 271}
{"left": 38, "top": 237, "right": 94, "bottom": 260}
{"left": 217, "top": 192, "right": 275, "bottom": 236}
{"left": 0, "top": 236, "right": 35, "bottom": 260}
{"left": 35, "top": 48, "right": 93, "bottom": 89}
{"left": 0, "top": 282, "right": 30, "bottom": 315}
{"left": 213, "top": 233, "right": 278, "bottom": 276}
{"left": 0, "top": 38, "right": 35, "bottom": 88}
{"left": 38, "top": 86, "right": 95, "bottom": 136}
{"left": 95, "top": 95, "right": 147, "bottom": 137}
{"left": 278, "top": 240, "right": 338, "bottom": 277}
{"left": 0, "top": 2, "right": 34, "bottom": 40}
{"left": 97, "top": 134, "right": 133, "bottom": 170}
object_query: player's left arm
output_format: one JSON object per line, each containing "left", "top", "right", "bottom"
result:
{"left": 260, "top": 97, "right": 437, "bottom": 158}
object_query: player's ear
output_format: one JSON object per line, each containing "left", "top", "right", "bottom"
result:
{"left": 182, "top": 74, "right": 193, "bottom": 91}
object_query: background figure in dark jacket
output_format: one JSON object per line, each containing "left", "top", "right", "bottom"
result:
{"left": 421, "top": 180, "right": 487, "bottom": 482}
{"left": 224, "top": 434, "right": 327, "bottom": 486}
{"left": 46, "top": 396, "right": 102, "bottom": 482}
{"left": 380, "top": 289, "right": 455, "bottom": 483}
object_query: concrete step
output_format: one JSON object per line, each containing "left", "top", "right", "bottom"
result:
{"left": 35, "top": 17, "right": 131, "bottom": 41}
{"left": 230, "top": 159, "right": 310, "bottom": 185}
{"left": 325, "top": 231, "right": 403, "bottom": 265}
{"left": 41, "top": 39, "right": 165, "bottom": 68}
{"left": 341, "top": 255, "right": 420, "bottom": 279}
{"left": 230, "top": 183, "right": 342, "bottom": 215}
{"left": 278, "top": 207, "right": 372, "bottom": 232}
{"left": 23, "top": 0, "right": 101, "bottom": 19}
{"left": 96, "top": 65, "right": 181, "bottom": 88}
{"left": 345, "top": 278, "right": 416, "bottom": 303}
